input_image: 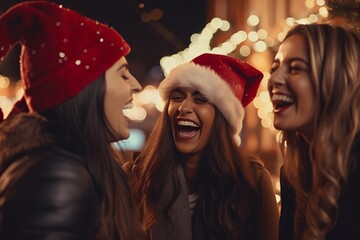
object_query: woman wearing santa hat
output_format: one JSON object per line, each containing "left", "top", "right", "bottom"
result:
{"left": 128, "top": 53, "right": 279, "bottom": 239}
{"left": 0, "top": 1, "right": 146, "bottom": 239}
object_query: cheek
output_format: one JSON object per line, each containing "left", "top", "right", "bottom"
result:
{"left": 106, "top": 85, "right": 128, "bottom": 105}
{"left": 297, "top": 83, "right": 315, "bottom": 106}
{"left": 198, "top": 107, "right": 215, "bottom": 132}
{"left": 167, "top": 103, "right": 178, "bottom": 118}
{"left": 104, "top": 88, "right": 127, "bottom": 124}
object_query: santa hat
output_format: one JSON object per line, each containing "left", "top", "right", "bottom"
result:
{"left": 159, "top": 53, "right": 263, "bottom": 145}
{"left": 0, "top": 1, "right": 130, "bottom": 120}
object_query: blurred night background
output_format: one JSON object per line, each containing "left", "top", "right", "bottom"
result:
{"left": 0, "top": 0, "right": 358, "bottom": 206}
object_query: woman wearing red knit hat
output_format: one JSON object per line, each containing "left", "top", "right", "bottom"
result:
{"left": 0, "top": 1, "right": 146, "bottom": 239}
{"left": 128, "top": 53, "right": 279, "bottom": 240}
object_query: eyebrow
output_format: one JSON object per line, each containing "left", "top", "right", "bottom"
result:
{"left": 273, "top": 57, "right": 309, "bottom": 66}
{"left": 172, "top": 88, "right": 204, "bottom": 95}
{"left": 192, "top": 91, "right": 205, "bottom": 97}
{"left": 289, "top": 57, "right": 309, "bottom": 66}
{"left": 116, "top": 63, "right": 128, "bottom": 72}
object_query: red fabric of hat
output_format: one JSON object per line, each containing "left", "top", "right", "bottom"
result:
{"left": 0, "top": 0, "right": 130, "bottom": 115}
{"left": 191, "top": 53, "right": 263, "bottom": 107}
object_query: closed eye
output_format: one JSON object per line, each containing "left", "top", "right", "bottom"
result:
{"left": 194, "top": 97, "right": 208, "bottom": 104}
{"left": 122, "top": 74, "right": 130, "bottom": 80}
{"left": 270, "top": 62, "right": 279, "bottom": 74}
{"left": 288, "top": 66, "right": 308, "bottom": 74}
{"left": 170, "top": 91, "right": 185, "bottom": 102}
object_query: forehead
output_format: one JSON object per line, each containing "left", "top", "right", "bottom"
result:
{"left": 172, "top": 87, "right": 203, "bottom": 95}
{"left": 275, "top": 34, "right": 308, "bottom": 61}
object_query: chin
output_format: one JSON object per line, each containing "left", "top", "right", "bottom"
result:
{"left": 273, "top": 118, "right": 288, "bottom": 130}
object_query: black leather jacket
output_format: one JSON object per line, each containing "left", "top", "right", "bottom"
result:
{"left": 0, "top": 113, "right": 100, "bottom": 239}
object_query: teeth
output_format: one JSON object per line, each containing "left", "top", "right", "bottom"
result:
{"left": 123, "top": 103, "right": 134, "bottom": 119}
{"left": 177, "top": 120, "right": 199, "bottom": 128}
{"left": 123, "top": 102, "right": 133, "bottom": 110}
{"left": 271, "top": 94, "right": 294, "bottom": 103}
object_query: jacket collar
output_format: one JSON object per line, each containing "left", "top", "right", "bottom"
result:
{"left": 0, "top": 113, "right": 54, "bottom": 165}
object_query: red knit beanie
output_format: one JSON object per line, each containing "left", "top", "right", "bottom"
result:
{"left": 0, "top": 0, "right": 130, "bottom": 118}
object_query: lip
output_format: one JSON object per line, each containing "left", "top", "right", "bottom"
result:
{"left": 122, "top": 98, "right": 134, "bottom": 121}
{"left": 123, "top": 115, "right": 131, "bottom": 122}
{"left": 270, "top": 90, "right": 295, "bottom": 114}
{"left": 123, "top": 98, "right": 134, "bottom": 108}
{"left": 274, "top": 105, "right": 291, "bottom": 113}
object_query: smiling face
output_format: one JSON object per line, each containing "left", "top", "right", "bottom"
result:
{"left": 104, "top": 56, "right": 142, "bottom": 141}
{"left": 167, "top": 88, "right": 216, "bottom": 157}
{"left": 268, "top": 34, "right": 316, "bottom": 140}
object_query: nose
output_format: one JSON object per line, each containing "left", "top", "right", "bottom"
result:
{"left": 130, "top": 74, "right": 142, "bottom": 93}
{"left": 268, "top": 69, "right": 286, "bottom": 91}
{"left": 178, "top": 97, "right": 193, "bottom": 115}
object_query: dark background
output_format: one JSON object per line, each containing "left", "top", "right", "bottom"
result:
{"left": 0, "top": 0, "right": 207, "bottom": 86}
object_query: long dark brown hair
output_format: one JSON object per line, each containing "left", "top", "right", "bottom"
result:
{"left": 131, "top": 100, "right": 259, "bottom": 239}
{"left": 278, "top": 24, "right": 360, "bottom": 240}
{"left": 43, "top": 75, "right": 146, "bottom": 240}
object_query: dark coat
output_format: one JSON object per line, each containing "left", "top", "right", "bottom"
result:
{"left": 279, "top": 137, "right": 360, "bottom": 240}
{"left": 0, "top": 113, "right": 100, "bottom": 240}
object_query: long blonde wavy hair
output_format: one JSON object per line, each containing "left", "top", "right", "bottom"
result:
{"left": 278, "top": 24, "right": 360, "bottom": 239}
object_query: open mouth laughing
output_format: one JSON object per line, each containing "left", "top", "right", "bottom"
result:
{"left": 176, "top": 119, "right": 200, "bottom": 139}
{"left": 122, "top": 101, "right": 134, "bottom": 119}
{"left": 271, "top": 93, "right": 294, "bottom": 113}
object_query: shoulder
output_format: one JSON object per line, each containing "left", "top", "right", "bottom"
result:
{"left": 248, "top": 155, "right": 265, "bottom": 182}
{"left": 0, "top": 147, "right": 99, "bottom": 238}
{"left": 7, "top": 147, "right": 95, "bottom": 198}
{"left": 249, "top": 156, "right": 265, "bottom": 169}
{"left": 246, "top": 155, "right": 274, "bottom": 195}
{"left": 1, "top": 146, "right": 97, "bottom": 204}
{"left": 247, "top": 157, "right": 279, "bottom": 239}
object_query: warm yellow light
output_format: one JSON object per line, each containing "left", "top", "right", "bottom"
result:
{"left": 220, "top": 20, "right": 230, "bottom": 31}
{"left": 316, "top": 0, "right": 325, "bottom": 6}
{"left": 155, "top": 99, "right": 165, "bottom": 112}
{"left": 0, "top": 76, "right": 10, "bottom": 89}
{"left": 319, "top": 6, "right": 328, "bottom": 18}
{"left": 305, "top": 0, "right": 315, "bottom": 9}
{"left": 265, "top": 37, "right": 275, "bottom": 47}
{"left": 277, "top": 32, "right": 286, "bottom": 42}
{"left": 257, "top": 29, "right": 268, "bottom": 39}
{"left": 261, "top": 73, "right": 270, "bottom": 88}
{"left": 261, "top": 118, "right": 272, "bottom": 128}
{"left": 247, "top": 15, "right": 260, "bottom": 27}
{"left": 254, "top": 41, "right": 267, "bottom": 52}
{"left": 210, "top": 17, "right": 222, "bottom": 29}
{"left": 221, "top": 42, "right": 236, "bottom": 53}
{"left": 248, "top": 31, "right": 259, "bottom": 42}
{"left": 239, "top": 46, "right": 251, "bottom": 57}
{"left": 275, "top": 194, "right": 281, "bottom": 204}
{"left": 253, "top": 96, "right": 262, "bottom": 109}
{"left": 259, "top": 91, "right": 270, "bottom": 102}
{"left": 309, "top": 14, "right": 318, "bottom": 23}
{"left": 230, "top": 31, "right": 246, "bottom": 45}
{"left": 286, "top": 17, "right": 296, "bottom": 27}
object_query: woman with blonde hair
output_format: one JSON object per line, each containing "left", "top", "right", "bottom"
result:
{"left": 268, "top": 23, "right": 360, "bottom": 239}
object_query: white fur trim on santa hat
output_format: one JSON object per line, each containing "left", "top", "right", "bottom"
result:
{"left": 159, "top": 62, "right": 244, "bottom": 146}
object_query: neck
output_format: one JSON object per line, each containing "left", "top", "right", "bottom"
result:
{"left": 181, "top": 154, "right": 202, "bottom": 194}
